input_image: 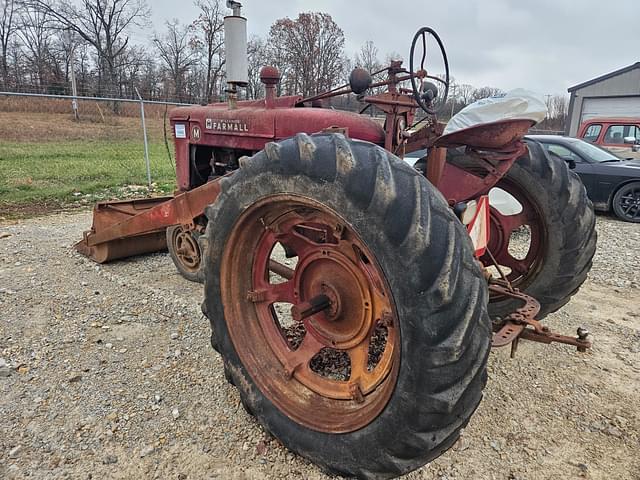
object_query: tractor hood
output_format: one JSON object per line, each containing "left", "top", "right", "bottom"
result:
{"left": 170, "top": 97, "right": 385, "bottom": 151}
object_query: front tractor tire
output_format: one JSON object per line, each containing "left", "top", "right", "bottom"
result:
{"left": 201, "top": 133, "right": 491, "bottom": 479}
{"left": 166, "top": 225, "right": 204, "bottom": 283}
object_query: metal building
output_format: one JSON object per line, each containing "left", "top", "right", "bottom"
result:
{"left": 566, "top": 62, "right": 640, "bottom": 136}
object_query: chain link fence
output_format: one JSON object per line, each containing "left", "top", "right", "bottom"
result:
{"left": 0, "top": 91, "right": 193, "bottom": 213}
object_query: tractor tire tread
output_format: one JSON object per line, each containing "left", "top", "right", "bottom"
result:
{"left": 489, "top": 140, "right": 596, "bottom": 319}
{"left": 202, "top": 133, "right": 491, "bottom": 479}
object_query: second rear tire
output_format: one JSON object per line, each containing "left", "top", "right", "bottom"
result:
{"left": 487, "top": 140, "right": 597, "bottom": 319}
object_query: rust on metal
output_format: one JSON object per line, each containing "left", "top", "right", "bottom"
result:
{"left": 219, "top": 195, "right": 400, "bottom": 433}
{"left": 72, "top": 45, "right": 592, "bottom": 370}
{"left": 291, "top": 294, "right": 332, "bottom": 322}
{"left": 167, "top": 225, "right": 201, "bottom": 274}
{"left": 425, "top": 146, "right": 447, "bottom": 187}
{"left": 75, "top": 178, "right": 223, "bottom": 263}
{"left": 268, "top": 259, "right": 295, "bottom": 280}
{"left": 435, "top": 119, "right": 535, "bottom": 149}
{"left": 490, "top": 283, "right": 592, "bottom": 353}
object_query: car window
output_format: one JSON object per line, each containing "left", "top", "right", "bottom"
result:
{"left": 582, "top": 124, "right": 601, "bottom": 142}
{"left": 603, "top": 124, "right": 637, "bottom": 144}
{"left": 627, "top": 125, "right": 640, "bottom": 140}
{"left": 570, "top": 139, "right": 622, "bottom": 162}
{"left": 544, "top": 144, "right": 582, "bottom": 162}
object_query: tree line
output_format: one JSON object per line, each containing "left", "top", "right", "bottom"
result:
{"left": 0, "top": 0, "right": 566, "bottom": 128}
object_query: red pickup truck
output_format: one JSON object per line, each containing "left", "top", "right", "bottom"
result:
{"left": 577, "top": 118, "right": 640, "bottom": 159}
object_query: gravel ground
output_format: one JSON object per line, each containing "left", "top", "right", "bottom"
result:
{"left": 0, "top": 211, "right": 639, "bottom": 480}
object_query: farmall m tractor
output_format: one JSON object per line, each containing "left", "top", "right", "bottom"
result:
{"left": 76, "top": 4, "right": 596, "bottom": 479}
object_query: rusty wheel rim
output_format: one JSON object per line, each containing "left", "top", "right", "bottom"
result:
{"left": 483, "top": 178, "right": 547, "bottom": 295}
{"left": 170, "top": 227, "right": 201, "bottom": 273}
{"left": 220, "top": 195, "right": 400, "bottom": 433}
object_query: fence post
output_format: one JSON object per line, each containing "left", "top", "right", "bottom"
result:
{"left": 135, "top": 87, "right": 152, "bottom": 188}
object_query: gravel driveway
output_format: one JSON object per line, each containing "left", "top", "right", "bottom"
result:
{"left": 1, "top": 211, "right": 639, "bottom": 480}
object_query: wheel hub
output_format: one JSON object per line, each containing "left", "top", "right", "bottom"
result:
{"left": 295, "top": 252, "right": 373, "bottom": 349}
{"left": 170, "top": 227, "right": 201, "bottom": 272}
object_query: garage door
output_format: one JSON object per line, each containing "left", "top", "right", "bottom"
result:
{"left": 581, "top": 96, "right": 640, "bottom": 122}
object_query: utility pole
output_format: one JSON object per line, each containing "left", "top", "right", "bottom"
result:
{"left": 544, "top": 94, "right": 552, "bottom": 114}
{"left": 69, "top": 44, "right": 79, "bottom": 121}
{"left": 450, "top": 82, "right": 457, "bottom": 119}
{"left": 135, "top": 87, "right": 152, "bottom": 188}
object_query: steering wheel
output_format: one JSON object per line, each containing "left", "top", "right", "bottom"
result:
{"left": 409, "top": 27, "right": 450, "bottom": 115}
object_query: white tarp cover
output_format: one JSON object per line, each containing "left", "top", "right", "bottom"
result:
{"left": 444, "top": 89, "right": 548, "bottom": 135}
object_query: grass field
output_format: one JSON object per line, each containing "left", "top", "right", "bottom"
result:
{"left": 0, "top": 140, "right": 176, "bottom": 202}
{"left": 0, "top": 109, "right": 177, "bottom": 217}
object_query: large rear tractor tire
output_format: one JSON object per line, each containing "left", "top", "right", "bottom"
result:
{"left": 485, "top": 140, "right": 597, "bottom": 320}
{"left": 201, "top": 133, "right": 491, "bottom": 479}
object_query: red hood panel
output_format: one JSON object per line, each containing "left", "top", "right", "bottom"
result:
{"left": 274, "top": 108, "right": 384, "bottom": 145}
{"left": 170, "top": 104, "right": 385, "bottom": 148}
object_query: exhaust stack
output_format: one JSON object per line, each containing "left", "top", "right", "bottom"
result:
{"left": 224, "top": 1, "right": 247, "bottom": 108}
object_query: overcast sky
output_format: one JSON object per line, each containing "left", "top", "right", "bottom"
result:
{"left": 147, "top": 0, "right": 640, "bottom": 97}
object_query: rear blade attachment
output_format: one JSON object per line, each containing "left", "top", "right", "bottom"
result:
{"left": 75, "top": 176, "right": 224, "bottom": 264}
{"left": 75, "top": 197, "right": 174, "bottom": 263}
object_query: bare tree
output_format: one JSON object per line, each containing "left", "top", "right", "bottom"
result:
{"left": 246, "top": 35, "right": 265, "bottom": 100}
{"left": 354, "top": 40, "right": 381, "bottom": 74}
{"left": 26, "top": 0, "right": 150, "bottom": 96}
{"left": 385, "top": 51, "right": 403, "bottom": 64}
{"left": 116, "top": 43, "right": 147, "bottom": 97}
{"left": 17, "top": 4, "right": 58, "bottom": 91}
{"left": 472, "top": 86, "right": 504, "bottom": 102}
{"left": 457, "top": 83, "right": 475, "bottom": 107}
{"left": 268, "top": 12, "right": 345, "bottom": 97}
{"left": 537, "top": 94, "right": 568, "bottom": 131}
{"left": 154, "top": 19, "right": 197, "bottom": 100}
{"left": 0, "top": 0, "right": 17, "bottom": 87}
{"left": 550, "top": 95, "right": 567, "bottom": 120}
{"left": 52, "top": 29, "right": 82, "bottom": 88}
{"left": 354, "top": 40, "right": 385, "bottom": 95}
{"left": 192, "top": 0, "right": 224, "bottom": 103}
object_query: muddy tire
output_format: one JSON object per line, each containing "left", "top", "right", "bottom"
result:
{"left": 201, "top": 133, "right": 491, "bottom": 479}
{"left": 487, "top": 140, "right": 596, "bottom": 320}
{"left": 166, "top": 225, "right": 204, "bottom": 283}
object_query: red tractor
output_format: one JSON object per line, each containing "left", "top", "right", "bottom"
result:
{"left": 76, "top": 9, "right": 596, "bottom": 479}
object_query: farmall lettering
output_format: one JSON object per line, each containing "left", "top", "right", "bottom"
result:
{"left": 205, "top": 118, "right": 249, "bottom": 133}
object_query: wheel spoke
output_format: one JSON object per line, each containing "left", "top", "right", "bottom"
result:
{"left": 277, "top": 230, "right": 321, "bottom": 259}
{"left": 265, "top": 280, "right": 296, "bottom": 304}
{"left": 495, "top": 210, "right": 529, "bottom": 234}
{"left": 282, "top": 332, "right": 324, "bottom": 378}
